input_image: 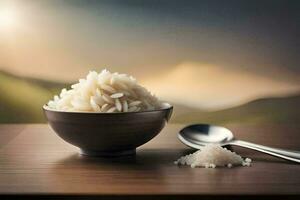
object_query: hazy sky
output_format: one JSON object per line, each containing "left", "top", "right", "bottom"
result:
{"left": 0, "top": 0, "right": 299, "bottom": 109}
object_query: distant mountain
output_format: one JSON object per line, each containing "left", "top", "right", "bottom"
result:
{"left": 0, "top": 70, "right": 299, "bottom": 124}
{"left": 0, "top": 70, "right": 67, "bottom": 123}
{"left": 0, "top": 70, "right": 67, "bottom": 93}
{"left": 167, "top": 102, "right": 200, "bottom": 120}
{"left": 142, "top": 62, "right": 300, "bottom": 111}
{"left": 172, "top": 94, "right": 300, "bottom": 125}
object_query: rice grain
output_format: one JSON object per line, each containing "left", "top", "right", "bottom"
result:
{"left": 175, "top": 144, "right": 252, "bottom": 168}
{"left": 47, "top": 69, "right": 162, "bottom": 113}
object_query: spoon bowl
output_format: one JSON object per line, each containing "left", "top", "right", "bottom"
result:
{"left": 179, "top": 124, "right": 234, "bottom": 147}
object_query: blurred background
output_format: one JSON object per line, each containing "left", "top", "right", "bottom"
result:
{"left": 0, "top": 0, "right": 299, "bottom": 124}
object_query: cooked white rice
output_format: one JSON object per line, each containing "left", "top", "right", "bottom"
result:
{"left": 174, "top": 144, "right": 252, "bottom": 168}
{"left": 47, "top": 69, "right": 162, "bottom": 112}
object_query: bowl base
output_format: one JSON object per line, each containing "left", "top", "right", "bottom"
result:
{"left": 80, "top": 149, "right": 136, "bottom": 157}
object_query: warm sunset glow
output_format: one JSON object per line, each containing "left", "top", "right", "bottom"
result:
{"left": 0, "top": 7, "right": 17, "bottom": 30}
{"left": 141, "top": 62, "right": 300, "bottom": 110}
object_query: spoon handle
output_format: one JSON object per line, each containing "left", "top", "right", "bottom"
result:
{"left": 230, "top": 140, "right": 300, "bottom": 163}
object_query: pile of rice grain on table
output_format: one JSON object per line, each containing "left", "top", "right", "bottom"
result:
{"left": 174, "top": 144, "right": 252, "bottom": 168}
{"left": 47, "top": 69, "right": 162, "bottom": 112}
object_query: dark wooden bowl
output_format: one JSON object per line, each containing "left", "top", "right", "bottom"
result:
{"left": 43, "top": 103, "right": 173, "bottom": 156}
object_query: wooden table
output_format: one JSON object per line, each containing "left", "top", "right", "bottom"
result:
{"left": 0, "top": 123, "right": 300, "bottom": 199}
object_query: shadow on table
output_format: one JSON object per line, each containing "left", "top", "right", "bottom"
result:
{"left": 53, "top": 146, "right": 298, "bottom": 169}
{"left": 49, "top": 148, "right": 195, "bottom": 190}
{"left": 52, "top": 148, "right": 195, "bottom": 170}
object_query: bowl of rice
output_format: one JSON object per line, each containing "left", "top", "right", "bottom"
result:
{"left": 43, "top": 69, "right": 172, "bottom": 156}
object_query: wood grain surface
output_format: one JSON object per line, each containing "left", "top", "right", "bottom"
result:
{"left": 0, "top": 123, "right": 300, "bottom": 199}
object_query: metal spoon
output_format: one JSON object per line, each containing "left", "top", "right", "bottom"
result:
{"left": 178, "top": 124, "right": 300, "bottom": 163}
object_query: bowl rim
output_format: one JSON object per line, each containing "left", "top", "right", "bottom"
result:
{"left": 43, "top": 102, "right": 173, "bottom": 114}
